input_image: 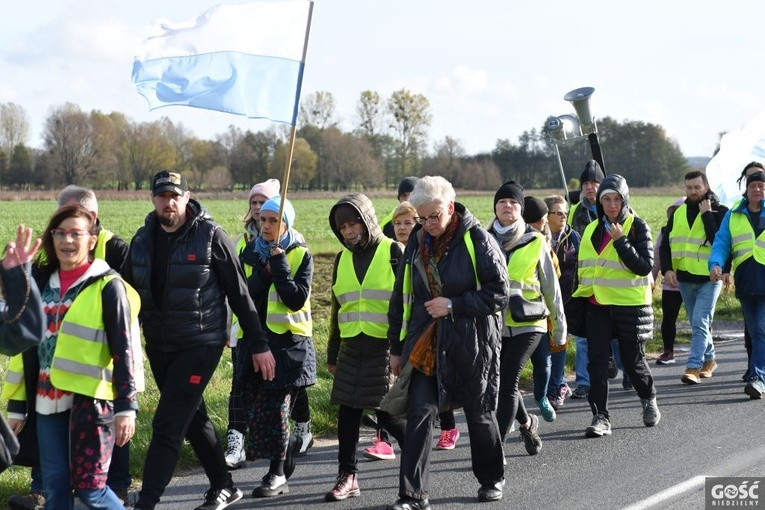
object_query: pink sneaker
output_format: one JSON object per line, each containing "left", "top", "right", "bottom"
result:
{"left": 363, "top": 434, "right": 395, "bottom": 460}
{"left": 435, "top": 428, "right": 460, "bottom": 450}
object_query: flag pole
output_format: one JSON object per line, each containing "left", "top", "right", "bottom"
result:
{"left": 275, "top": 1, "right": 314, "bottom": 239}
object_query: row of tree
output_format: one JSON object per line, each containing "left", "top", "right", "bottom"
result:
{"left": 0, "top": 91, "right": 698, "bottom": 192}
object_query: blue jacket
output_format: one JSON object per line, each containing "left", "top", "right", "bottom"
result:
{"left": 709, "top": 198, "right": 765, "bottom": 298}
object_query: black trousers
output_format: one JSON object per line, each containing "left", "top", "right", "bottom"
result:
{"left": 496, "top": 332, "right": 543, "bottom": 439}
{"left": 337, "top": 405, "right": 405, "bottom": 474}
{"left": 398, "top": 369, "right": 504, "bottom": 500}
{"left": 137, "top": 344, "right": 231, "bottom": 508}
{"left": 660, "top": 290, "right": 683, "bottom": 352}
{"left": 585, "top": 303, "right": 656, "bottom": 420}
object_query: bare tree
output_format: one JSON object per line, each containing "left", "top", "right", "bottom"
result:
{"left": 356, "top": 90, "right": 382, "bottom": 138}
{"left": 124, "top": 120, "right": 176, "bottom": 190}
{"left": 387, "top": 89, "right": 431, "bottom": 184}
{"left": 424, "top": 136, "right": 466, "bottom": 184}
{"left": 0, "top": 103, "right": 30, "bottom": 186}
{"left": 43, "top": 103, "right": 97, "bottom": 185}
{"left": 321, "top": 128, "right": 383, "bottom": 190}
{"left": 186, "top": 138, "right": 227, "bottom": 190}
{"left": 299, "top": 91, "right": 337, "bottom": 129}
{"left": 273, "top": 137, "right": 318, "bottom": 190}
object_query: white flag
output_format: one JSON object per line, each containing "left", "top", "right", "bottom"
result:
{"left": 132, "top": 1, "right": 313, "bottom": 126}
{"left": 707, "top": 110, "right": 765, "bottom": 207}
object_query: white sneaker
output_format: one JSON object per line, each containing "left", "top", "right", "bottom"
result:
{"left": 225, "top": 429, "right": 246, "bottom": 469}
{"left": 293, "top": 421, "right": 314, "bottom": 456}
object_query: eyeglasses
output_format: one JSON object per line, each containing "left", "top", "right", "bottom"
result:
{"left": 550, "top": 211, "right": 568, "bottom": 217}
{"left": 601, "top": 197, "right": 623, "bottom": 206}
{"left": 50, "top": 228, "right": 91, "bottom": 241}
{"left": 415, "top": 210, "right": 444, "bottom": 225}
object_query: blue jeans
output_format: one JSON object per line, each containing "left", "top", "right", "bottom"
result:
{"left": 37, "top": 411, "right": 123, "bottom": 510}
{"left": 740, "top": 297, "right": 765, "bottom": 382}
{"left": 29, "top": 445, "right": 128, "bottom": 494}
{"left": 678, "top": 280, "right": 722, "bottom": 369}
{"left": 576, "top": 336, "right": 622, "bottom": 387}
{"left": 31, "top": 466, "right": 43, "bottom": 493}
{"left": 549, "top": 349, "right": 567, "bottom": 392}
{"left": 531, "top": 335, "right": 551, "bottom": 401}
{"left": 575, "top": 336, "right": 589, "bottom": 386}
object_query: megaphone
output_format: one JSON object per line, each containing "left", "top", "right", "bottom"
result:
{"left": 545, "top": 114, "right": 581, "bottom": 141}
{"left": 564, "top": 86, "right": 596, "bottom": 135}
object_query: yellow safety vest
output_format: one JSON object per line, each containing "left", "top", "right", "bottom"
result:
{"left": 94, "top": 229, "right": 114, "bottom": 261}
{"left": 2, "top": 354, "right": 24, "bottom": 400}
{"left": 566, "top": 201, "right": 581, "bottom": 227}
{"left": 505, "top": 233, "right": 548, "bottom": 329}
{"left": 333, "top": 238, "right": 396, "bottom": 339}
{"left": 50, "top": 274, "right": 141, "bottom": 400}
{"left": 380, "top": 208, "right": 395, "bottom": 233}
{"left": 232, "top": 233, "right": 253, "bottom": 340}
{"left": 729, "top": 211, "right": 765, "bottom": 270}
{"left": 266, "top": 247, "right": 312, "bottom": 336}
{"left": 572, "top": 214, "right": 652, "bottom": 306}
{"left": 399, "top": 231, "right": 479, "bottom": 341}
{"left": 668, "top": 204, "right": 711, "bottom": 276}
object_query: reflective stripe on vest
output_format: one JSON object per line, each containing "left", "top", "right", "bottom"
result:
{"left": 333, "top": 238, "right": 396, "bottom": 339}
{"left": 729, "top": 212, "right": 765, "bottom": 270}
{"left": 668, "top": 204, "right": 711, "bottom": 275}
{"left": 50, "top": 274, "right": 141, "bottom": 400}
{"left": 572, "top": 214, "right": 652, "bottom": 305}
{"left": 266, "top": 246, "right": 312, "bottom": 336}
{"left": 1, "top": 354, "right": 25, "bottom": 401}
{"left": 94, "top": 229, "right": 114, "bottom": 261}
{"left": 505, "top": 233, "right": 548, "bottom": 328}
{"left": 400, "top": 231, "right": 479, "bottom": 341}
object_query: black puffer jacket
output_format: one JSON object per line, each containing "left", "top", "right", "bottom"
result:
{"left": 583, "top": 174, "right": 654, "bottom": 343}
{"left": 388, "top": 203, "right": 509, "bottom": 413}
{"left": 125, "top": 199, "right": 267, "bottom": 353}
{"left": 327, "top": 193, "right": 403, "bottom": 409}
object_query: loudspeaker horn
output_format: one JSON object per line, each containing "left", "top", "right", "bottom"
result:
{"left": 564, "top": 86, "right": 596, "bottom": 134}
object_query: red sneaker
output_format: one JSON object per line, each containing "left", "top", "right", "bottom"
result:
{"left": 435, "top": 428, "right": 460, "bottom": 450}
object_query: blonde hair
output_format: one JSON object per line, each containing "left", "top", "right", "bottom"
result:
{"left": 392, "top": 201, "right": 417, "bottom": 223}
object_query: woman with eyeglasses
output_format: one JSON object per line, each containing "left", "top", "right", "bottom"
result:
{"left": 3, "top": 204, "right": 139, "bottom": 509}
{"left": 544, "top": 195, "right": 581, "bottom": 409}
{"left": 385, "top": 176, "right": 509, "bottom": 509}
{"left": 391, "top": 200, "right": 462, "bottom": 451}
{"left": 489, "top": 182, "right": 566, "bottom": 458}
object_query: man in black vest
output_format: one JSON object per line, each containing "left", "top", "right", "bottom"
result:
{"left": 124, "top": 171, "right": 274, "bottom": 510}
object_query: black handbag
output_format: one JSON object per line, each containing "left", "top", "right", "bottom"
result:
{"left": 0, "top": 414, "right": 20, "bottom": 474}
{"left": 564, "top": 296, "right": 587, "bottom": 338}
{"left": 508, "top": 294, "right": 548, "bottom": 322}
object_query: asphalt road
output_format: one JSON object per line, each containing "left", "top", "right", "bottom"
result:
{"left": 113, "top": 330, "right": 765, "bottom": 510}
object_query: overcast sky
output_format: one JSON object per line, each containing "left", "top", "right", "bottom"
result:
{"left": 2, "top": 0, "right": 765, "bottom": 160}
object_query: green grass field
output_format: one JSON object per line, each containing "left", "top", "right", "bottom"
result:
{"left": 0, "top": 192, "right": 738, "bottom": 502}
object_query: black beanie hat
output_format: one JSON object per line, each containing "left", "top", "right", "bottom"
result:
{"left": 397, "top": 177, "right": 419, "bottom": 199}
{"left": 522, "top": 196, "right": 549, "bottom": 224}
{"left": 580, "top": 160, "right": 605, "bottom": 186}
{"left": 494, "top": 180, "right": 525, "bottom": 213}
{"left": 746, "top": 171, "right": 765, "bottom": 187}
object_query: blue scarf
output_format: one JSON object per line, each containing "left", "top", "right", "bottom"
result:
{"left": 254, "top": 229, "right": 298, "bottom": 263}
